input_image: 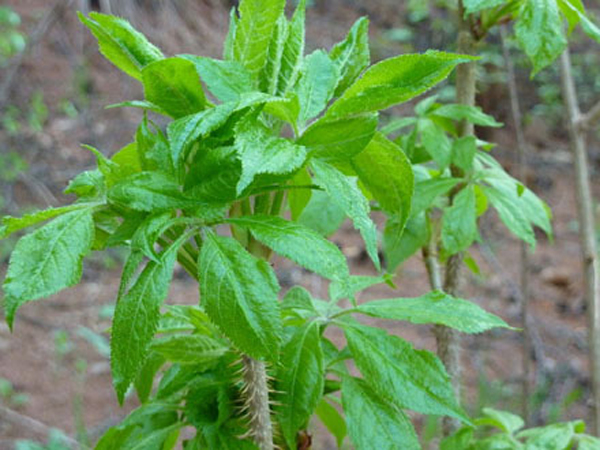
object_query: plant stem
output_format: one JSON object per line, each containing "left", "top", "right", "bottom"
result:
{"left": 559, "top": 47, "right": 600, "bottom": 436}
{"left": 434, "top": 1, "right": 478, "bottom": 436}
{"left": 501, "top": 24, "right": 532, "bottom": 424}
{"left": 242, "top": 354, "right": 274, "bottom": 450}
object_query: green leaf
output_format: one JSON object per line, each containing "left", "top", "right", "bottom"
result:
{"left": 440, "top": 428, "right": 474, "bottom": 450}
{"left": 226, "top": 215, "right": 349, "bottom": 281}
{"left": 353, "top": 289, "right": 512, "bottom": 333}
{"left": 479, "top": 408, "right": 524, "bottom": 434}
{"left": 451, "top": 136, "right": 477, "bottom": 172}
{"left": 463, "top": 0, "right": 507, "bottom": 15}
{"left": 327, "top": 52, "right": 475, "bottom": 117}
{"left": 108, "top": 172, "right": 192, "bottom": 212}
{"left": 295, "top": 50, "right": 339, "bottom": 123}
{"left": 521, "top": 188, "right": 552, "bottom": 238}
{"left": 0, "top": 203, "right": 98, "bottom": 240}
{"left": 199, "top": 232, "right": 282, "bottom": 360}
{"left": 442, "top": 185, "right": 478, "bottom": 254}
{"left": 298, "top": 113, "right": 377, "bottom": 162}
{"left": 223, "top": 8, "right": 238, "bottom": 61}
{"left": 330, "top": 17, "right": 370, "bottom": 97}
{"left": 134, "top": 352, "right": 165, "bottom": 403}
{"left": 276, "top": 322, "right": 324, "bottom": 447}
{"left": 515, "top": 0, "right": 567, "bottom": 75}
{"left": 289, "top": 167, "right": 312, "bottom": 220}
{"left": 130, "top": 213, "right": 174, "bottom": 262}
{"left": 3, "top": 209, "right": 94, "bottom": 328}
{"left": 315, "top": 398, "right": 347, "bottom": 448}
{"left": 567, "top": 1, "right": 600, "bottom": 44}
{"left": 181, "top": 55, "right": 253, "bottom": 102}
{"left": 343, "top": 323, "right": 468, "bottom": 421}
{"left": 111, "top": 242, "right": 180, "bottom": 403}
{"left": 260, "top": 15, "right": 289, "bottom": 94}
{"left": 481, "top": 184, "right": 536, "bottom": 246}
{"left": 298, "top": 190, "right": 346, "bottom": 237}
{"left": 419, "top": 117, "right": 452, "bottom": 169}
{"left": 78, "top": 12, "right": 163, "bottom": 81}
{"left": 384, "top": 213, "right": 429, "bottom": 272}
{"left": 234, "top": 114, "right": 307, "bottom": 194}
{"left": 412, "top": 177, "right": 460, "bottom": 215}
{"left": 342, "top": 376, "right": 420, "bottom": 450}
{"left": 329, "top": 275, "right": 389, "bottom": 302}
{"left": 310, "top": 159, "right": 379, "bottom": 270}
{"left": 431, "top": 104, "right": 502, "bottom": 127}
{"left": 168, "top": 103, "right": 237, "bottom": 168}
{"left": 233, "top": 0, "right": 286, "bottom": 79}
{"left": 277, "top": 0, "right": 306, "bottom": 94}
{"left": 352, "top": 133, "right": 414, "bottom": 230}
{"left": 185, "top": 146, "right": 242, "bottom": 204}
{"left": 579, "top": 435, "right": 600, "bottom": 450}
{"left": 517, "top": 422, "right": 575, "bottom": 448}
{"left": 281, "top": 286, "right": 318, "bottom": 316}
{"left": 142, "top": 57, "right": 207, "bottom": 118}
{"left": 151, "top": 334, "right": 228, "bottom": 365}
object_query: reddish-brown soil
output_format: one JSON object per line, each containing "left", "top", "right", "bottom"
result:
{"left": 0, "top": 1, "right": 598, "bottom": 448}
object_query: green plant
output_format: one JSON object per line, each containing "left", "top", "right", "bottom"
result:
{"left": 0, "top": 377, "right": 29, "bottom": 407}
{"left": 0, "top": 6, "right": 25, "bottom": 66}
{"left": 0, "top": 1, "right": 554, "bottom": 449}
{"left": 441, "top": 408, "right": 600, "bottom": 449}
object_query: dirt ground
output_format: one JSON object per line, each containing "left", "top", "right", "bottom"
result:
{"left": 0, "top": 0, "right": 598, "bottom": 448}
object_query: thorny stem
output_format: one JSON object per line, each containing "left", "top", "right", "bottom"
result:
{"left": 559, "top": 47, "right": 600, "bottom": 436}
{"left": 501, "top": 24, "right": 532, "bottom": 424}
{"left": 241, "top": 355, "right": 274, "bottom": 450}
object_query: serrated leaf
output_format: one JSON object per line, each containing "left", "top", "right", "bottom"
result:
{"left": 233, "top": 0, "right": 286, "bottom": 79}
{"left": 185, "top": 146, "right": 242, "bottom": 203}
{"left": 419, "top": 117, "right": 453, "bottom": 169}
{"left": 383, "top": 213, "right": 429, "bottom": 272}
{"left": 260, "top": 15, "right": 289, "bottom": 94}
{"left": 310, "top": 159, "right": 379, "bottom": 270}
{"left": 3, "top": 209, "right": 95, "bottom": 328}
{"left": 298, "top": 113, "right": 378, "bottom": 162}
{"left": 463, "top": 0, "right": 507, "bottom": 15}
{"left": 295, "top": 50, "right": 339, "bottom": 123}
{"left": 517, "top": 422, "right": 575, "bottom": 448}
{"left": 412, "top": 177, "right": 460, "bottom": 215}
{"left": 276, "top": 322, "right": 324, "bottom": 448}
{"left": 234, "top": 114, "right": 307, "bottom": 194}
{"left": 278, "top": 0, "right": 305, "bottom": 94}
{"left": 151, "top": 334, "right": 228, "bottom": 365}
{"left": 515, "top": 0, "right": 567, "bottom": 75}
{"left": 480, "top": 408, "right": 524, "bottom": 434}
{"left": 482, "top": 184, "right": 536, "bottom": 246}
{"left": 442, "top": 185, "right": 478, "bottom": 254}
{"left": 0, "top": 203, "right": 98, "bottom": 240}
{"left": 315, "top": 399, "right": 347, "bottom": 448}
{"left": 223, "top": 8, "right": 238, "bottom": 61}
{"left": 181, "top": 55, "right": 253, "bottom": 103}
{"left": 342, "top": 376, "right": 420, "bottom": 450}
{"left": 134, "top": 352, "right": 164, "bottom": 403}
{"left": 330, "top": 17, "right": 370, "bottom": 97}
{"left": 142, "top": 57, "right": 207, "bottom": 118}
{"left": 431, "top": 104, "right": 502, "bottom": 127}
{"left": 108, "top": 172, "right": 192, "bottom": 212}
{"left": 343, "top": 323, "right": 469, "bottom": 421}
{"left": 226, "top": 215, "right": 349, "bottom": 281}
{"left": 353, "top": 133, "right": 414, "bottom": 231}
{"left": 130, "top": 213, "right": 173, "bottom": 262}
{"left": 327, "top": 52, "right": 475, "bottom": 117}
{"left": 281, "top": 286, "right": 318, "bottom": 316}
{"left": 288, "top": 167, "right": 312, "bottom": 220}
{"left": 199, "top": 232, "right": 282, "bottom": 360}
{"left": 451, "top": 135, "right": 477, "bottom": 172}
{"left": 329, "top": 275, "right": 389, "bottom": 302}
{"left": 111, "top": 242, "right": 180, "bottom": 403}
{"left": 353, "top": 289, "right": 512, "bottom": 333}
{"left": 78, "top": 12, "right": 163, "bottom": 81}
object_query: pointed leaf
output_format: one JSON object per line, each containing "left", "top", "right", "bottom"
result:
{"left": 234, "top": 115, "right": 307, "bottom": 194}
{"left": 151, "top": 334, "right": 228, "bottom": 365}
{"left": 3, "top": 209, "right": 94, "bottom": 327}
{"left": 342, "top": 376, "right": 420, "bottom": 450}
{"left": 352, "top": 132, "right": 414, "bottom": 230}
{"left": 199, "top": 232, "right": 282, "bottom": 360}
{"left": 442, "top": 185, "right": 478, "bottom": 254}
{"left": 276, "top": 322, "right": 324, "bottom": 447}
{"left": 278, "top": 0, "right": 306, "bottom": 94}
{"left": 260, "top": 15, "right": 289, "bottom": 94}
{"left": 227, "top": 215, "right": 349, "bottom": 281}
{"left": 233, "top": 0, "right": 286, "bottom": 78}
{"left": 310, "top": 159, "right": 379, "bottom": 269}
{"left": 327, "top": 52, "right": 475, "bottom": 117}
{"left": 295, "top": 50, "right": 339, "bottom": 123}
{"left": 353, "top": 289, "right": 512, "bottom": 333}
{"left": 463, "top": 0, "right": 507, "bottom": 14}
{"left": 142, "top": 57, "right": 207, "bottom": 118}
{"left": 330, "top": 17, "right": 370, "bottom": 97}
{"left": 432, "top": 104, "right": 502, "bottom": 127}
{"left": 111, "top": 243, "right": 179, "bottom": 403}
{"left": 78, "top": 12, "right": 163, "bottom": 80}
{"left": 343, "top": 323, "right": 469, "bottom": 421}
{"left": 383, "top": 213, "right": 429, "bottom": 272}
